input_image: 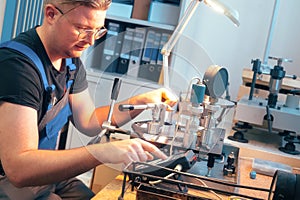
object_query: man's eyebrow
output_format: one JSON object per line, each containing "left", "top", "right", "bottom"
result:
{"left": 73, "top": 22, "right": 104, "bottom": 30}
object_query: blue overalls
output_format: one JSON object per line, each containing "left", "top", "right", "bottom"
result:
{"left": 0, "top": 41, "right": 76, "bottom": 150}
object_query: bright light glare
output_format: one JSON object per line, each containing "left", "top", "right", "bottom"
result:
{"left": 205, "top": 0, "right": 225, "bottom": 13}
{"left": 204, "top": 0, "right": 240, "bottom": 27}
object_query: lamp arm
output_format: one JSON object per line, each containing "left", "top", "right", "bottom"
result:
{"left": 262, "top": 0, "right": 280, "bottom": 69}
{"left": 160, "top": 0, "right": 239, "bottom": 87}
{"left": 161, "top": 0, "right": 201, "bottom": 57}
{"left": 161, "top": 0, "right": 201, "bottom": 87}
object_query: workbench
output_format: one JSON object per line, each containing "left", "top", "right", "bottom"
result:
{"left": 91, "top": 157, "right": 285, "bottom": 200}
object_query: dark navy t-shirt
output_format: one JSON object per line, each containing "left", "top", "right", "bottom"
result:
{"left": 0, "top": 27, "right": 88, "bottom": 123}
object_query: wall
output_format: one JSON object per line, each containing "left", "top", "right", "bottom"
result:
{"left": 0, "top": 0, "right": 6, "bottom": 39}
{"left": 170, "top": 0, "right": 300, "bottom": 101}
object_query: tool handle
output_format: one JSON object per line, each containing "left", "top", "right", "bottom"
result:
{"left": 119, "top": 104, "right": 134, "bottom": 111}
{"left": 111, "top": 78, "right": 122, "bottom": 100}
{"left": 119, "top": 104, "right": 149, "bottom": 111}
{"left": 266, "top": 105, "right": 272, "bottom": 133}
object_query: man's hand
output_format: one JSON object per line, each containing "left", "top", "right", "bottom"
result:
{"left": 88, "top": 138, "right": 167, "bottom": 167}
{"left": 135, "top": 87, "right": 178, "bottom": 108}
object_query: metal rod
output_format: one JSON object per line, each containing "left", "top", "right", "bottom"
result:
{"left": 161, "top": 0, "right": 200, "bottom": 87}
{"left": 263, "top": 0, "right": 280, "bottom": 67}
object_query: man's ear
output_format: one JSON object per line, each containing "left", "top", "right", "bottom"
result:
{"left": 44, "top": 5, "right": 57, "bottom": 21}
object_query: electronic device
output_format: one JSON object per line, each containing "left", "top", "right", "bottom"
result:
{"left": 130, "top": 150, "right": 197, "bottom": 182}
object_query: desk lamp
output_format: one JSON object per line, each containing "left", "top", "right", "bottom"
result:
{"left": 160, "top": 0, "right": 240, "bottom": 88}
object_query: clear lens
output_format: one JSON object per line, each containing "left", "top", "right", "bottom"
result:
{"left": 78, "top": 27, "right": 107, "bottom": 40}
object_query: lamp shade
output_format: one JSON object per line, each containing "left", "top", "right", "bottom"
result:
{"left": 204, "top": 0, "right": 240, "bottom": 27}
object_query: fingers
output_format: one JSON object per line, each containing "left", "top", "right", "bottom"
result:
{"left": 130, "top": 146, "right": 148, "bottom": 162}
{"left": 160, "top": 88, "right": 178, "bottom": 107}
{"left": 129, "top": 139, "right": 158, "bottom": 162}
{"left": 122, "top": 139, "right": 167, "bottom": 167}
{"left": 88, "top": 138, "right": 165, "bottom": 168}
{"left": 145, "top": 151, "right": 154, "bottom": 160}
{"left": 137, "top": 138, "right": 168, "bottom": 160}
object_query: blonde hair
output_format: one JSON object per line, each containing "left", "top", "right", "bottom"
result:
{"left": 43, "top": 0, "right": 112, "bottom": 10}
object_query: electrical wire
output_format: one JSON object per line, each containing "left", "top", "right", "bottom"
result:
{"left": 149, "top": 164, "right": 183, "bottom": 185}
{"left": 195, "top": 178, "right": 223, "bottom": 200}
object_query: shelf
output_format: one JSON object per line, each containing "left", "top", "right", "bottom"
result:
{"left": 81, "top": 1, "right": 187, "bottom": 87}
{"left": 86, "top": 68, "right": 162, "bottom": 90}
{"left": 106, "top": 15, "right": 176, "bottom": 31}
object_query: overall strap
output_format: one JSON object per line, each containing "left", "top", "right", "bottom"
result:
{"left": 0, "top": 41, "right": 53, "bottom": 91}
{"left": 0, "top": 41, "right": 77, "bottom": 132}
{"left": 65, "top": 57, "right": 76, "bottom": 88}
{"left": 38, "top": 58, "right": 76, "bottom": 131}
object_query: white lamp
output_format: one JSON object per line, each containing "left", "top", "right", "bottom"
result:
{"left": 160, "top": 0, "right": 240, "bottom": 88}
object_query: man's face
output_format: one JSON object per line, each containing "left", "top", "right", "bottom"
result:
{"left": 52, "top": 4, "right": 107, "bottom": 58}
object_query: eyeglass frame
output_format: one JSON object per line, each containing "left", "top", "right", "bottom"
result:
{"left": 53, "top": 5, "right": 107, "bottom": 40}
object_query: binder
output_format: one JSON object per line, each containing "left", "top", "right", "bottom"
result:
{"left": 149, "top": 32, "right": 162, "bottom": 82}
{"left": 138, "top": 31, "right": 162, "bottom": 82}
{"left": 116, "top": 27, "right": 135, "bottom": 74}
{"left": 150, "top": 32, "right": 161, "bottom": 65}
{"left": 127, "top": 27, "right": 146, "bottom": 78}
{"left": 100, "top": 21, "right": 123, "bottom": 73}
{"left": 157, "top": 32, "right": 170, "bottom": 66}
{"left": 141, "top": 30, "right": 156, "bottom": 65}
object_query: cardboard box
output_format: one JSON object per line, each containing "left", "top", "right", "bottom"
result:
{"left": 91, "top": 164, "right": 122, "bottom": 193}
{"left": 148, "top": 2, "right": 180, "bottom": 25}
{"left": 131, "top": 0, "right": 151, "bottom": 20}
{"left": 107, "top": 2, "right": 133, "bottom": 18}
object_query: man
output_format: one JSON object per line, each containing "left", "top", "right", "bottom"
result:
{"left": 0, "top": 0, "right": 177, "bottom": 199}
